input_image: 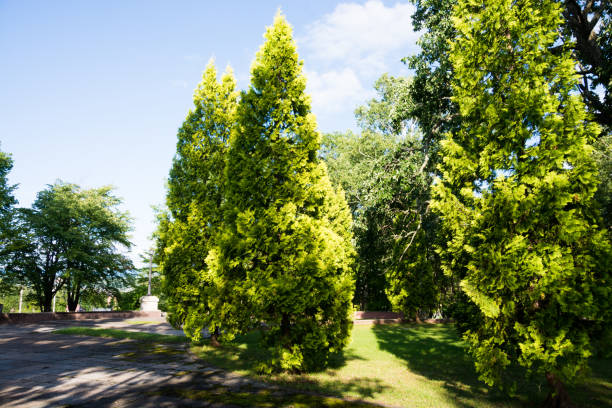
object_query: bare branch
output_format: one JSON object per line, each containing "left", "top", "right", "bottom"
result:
{"left": 398, "top": 214, "right": 423, "bottom": 263}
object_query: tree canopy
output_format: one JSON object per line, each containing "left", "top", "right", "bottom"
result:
{"left": 0, "top": 147, "right": 18, "bottom": 299}
{"left": 434, "top": 0, "right": 611, "bottom": 404}
{"left": 6, "top": 182, "right": 133, "bottom": 312}
{"left": 405, "top": 0, "right": 611, "bottom": 139}
{"left": 158, "top": 60, "right": 238, "bottom": 341}
{"left": 0, "top": 148, "right": 16, "bottom": 240}
{"left": 321, "top": 73, "right": 446, "bottom": 315}
{"left": 207, "top": 13, "right": 355, "bottom": 372}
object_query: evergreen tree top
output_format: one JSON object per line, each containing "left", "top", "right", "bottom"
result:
{"left": 228, "top": 11, "right": 320, "bottom": 185}
{"left": 194, "top": 60, "right": 237, "bottom": 110}
{"left": 250, "top": 12, "right": 307, "bottom": 99}
{"left": 167, "top": 58, "right": 237, "bottom": 221}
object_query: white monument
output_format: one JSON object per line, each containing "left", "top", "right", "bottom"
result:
{"left": 140, "top": 295, "right": 159, "bottom": 311}
{"left": 140, "top": 252, "right": 159, "bottom": 312}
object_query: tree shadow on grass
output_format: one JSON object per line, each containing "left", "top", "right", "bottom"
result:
{"left": 371, "top": 323, "right": 612, "bottom": 408}
{"left": 371, "top": 323, "right": 511, "bottom": 408}
{"left": 568, "top": 356, "right": 612, "bottom": 408}
{"left": 191, "top": 330, "right": 390, "bottom": 404}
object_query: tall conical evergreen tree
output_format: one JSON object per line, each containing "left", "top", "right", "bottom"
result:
{"left": 207, "top": 13, "right": 355, "bottom": 372}
{"left": 158, "top": 61, "right": 237, "bottom": 340}
{"left": 433, "top": 0, "right": 611, "bottom": 403}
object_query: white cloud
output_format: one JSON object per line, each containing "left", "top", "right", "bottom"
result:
{"left": 301, "top": 1, "right": 419, "bottom": 74}
{"left": 299, "top": 1, "right": 419, "bottom": 129}
{"left": 304, "top": 68, "right": 373, "bottom": 114}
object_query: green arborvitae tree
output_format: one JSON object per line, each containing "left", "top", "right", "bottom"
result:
{"left": 158, "top": 61, "right": 237, "bottom": 342}
{"left": 406, "top": 0, "right": 611, "bottom": 233}
{"left": 406, "top": 0, "right": 611, "bottom": 136}
{"left": 208, "top": 13, "right": 355, "bottom": 372}
{"left": 434, "top": 0, "right": 611, "bottom": 404}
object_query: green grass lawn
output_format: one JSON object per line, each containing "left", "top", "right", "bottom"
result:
{"left": 191, "top": 324, "right": 612, "bottom": 408}
{"left": 53, "top": 324, "right": 612, "bottom": 407}
{"left": 124, "top": 320, "right": 163, "bottom": 325}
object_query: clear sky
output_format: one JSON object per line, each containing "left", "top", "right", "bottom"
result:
{"left": 0, "top": 0, "right": 421, "bottom": 265}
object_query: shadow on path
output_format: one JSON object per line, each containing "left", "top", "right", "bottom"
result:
{"left": 0, "top": 323, "right": 383, "bottom": 407}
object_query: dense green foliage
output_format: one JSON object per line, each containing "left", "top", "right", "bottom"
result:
{"left": 405, "top": 0, "right": 611, "bottom": 230}
{"left": 354, "top": 74, "right": 414, "bottom": 137}
{"left": 593, "top": 133, "right": 612, "bottom": 229}
{"left": 157, "top": 61, "right": 237, "bottom": 339}
{"left": 371, "top": 139, "right": 442, "bottom": 321}
{"left": 208, "top": 13, "right": 355, "bottom": 372}
{"left": 404, "top": 0, "right": 460, "bottom": 155}
{"left": 434, "top": 0, "right": 612, "bottom": 402}
{"left": 356, "top": 78, "right": 444, "bottom": 320}
{"left": 406, "top": 0, "right": 611, "bottom": 134}
{"left": 0, "top": 147, "right": 18, "bottom": 302}
{"left": 6, "top": 182, "right": 133, "bottom": 311}
{"left": 321, "top": 130, "right": 396, "bottom": 311}
{"left": 322, "top": 75, "right": 447, "bottom": 318}
{"left": 0, "top": 148, "right": 16, "bottom": 254}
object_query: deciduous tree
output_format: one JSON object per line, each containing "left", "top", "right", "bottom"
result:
{"left": 0, "top": 147, "right": 18, "bottom": 301}
{"left": 321, "top": 130, "right": 396, "bottom": 311}
{"left": 8, "top": 182, "right": 133, "bottom": 312}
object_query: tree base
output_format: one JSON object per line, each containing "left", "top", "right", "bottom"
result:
{"left": 542, "top": 373, "right": 575, "bottom": 408}
{"left": 210, "top": 334, "right": 221, "bottom": 348}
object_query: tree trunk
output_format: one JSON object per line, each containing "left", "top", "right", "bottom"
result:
{"left": 542, "top": 372, "right": 575, "bottom": 408}
{"left": 67, "top": 280, "right": 80, "bottom": 312}
{"left": 415, "top": 311, "right": 422, "bottom": 324}
{"left": 42, "top": 297, "right": 53, "bottom": 312}
{"left": 67, "top": 297, "right": 78, "bottom": 312}
{"left": 280, "top": 313, "right": 291, "bottom": 346}
{"left": 210, "top": 327, "right": 221, "bottom": 347}
{"left": 42, "top": 287, "right": 53, "bottom": 312}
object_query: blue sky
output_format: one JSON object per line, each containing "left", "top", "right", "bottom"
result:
{"left": 0, "top": 0, "right": 421, "bottom": 265}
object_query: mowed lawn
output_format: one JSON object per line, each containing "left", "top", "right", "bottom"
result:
{"left": 191, "top": 323, "right": 612, "bottom": 408}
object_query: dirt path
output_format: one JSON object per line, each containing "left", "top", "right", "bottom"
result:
{"left": 0, "top": 320, "right": 260, "bottom": 407}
